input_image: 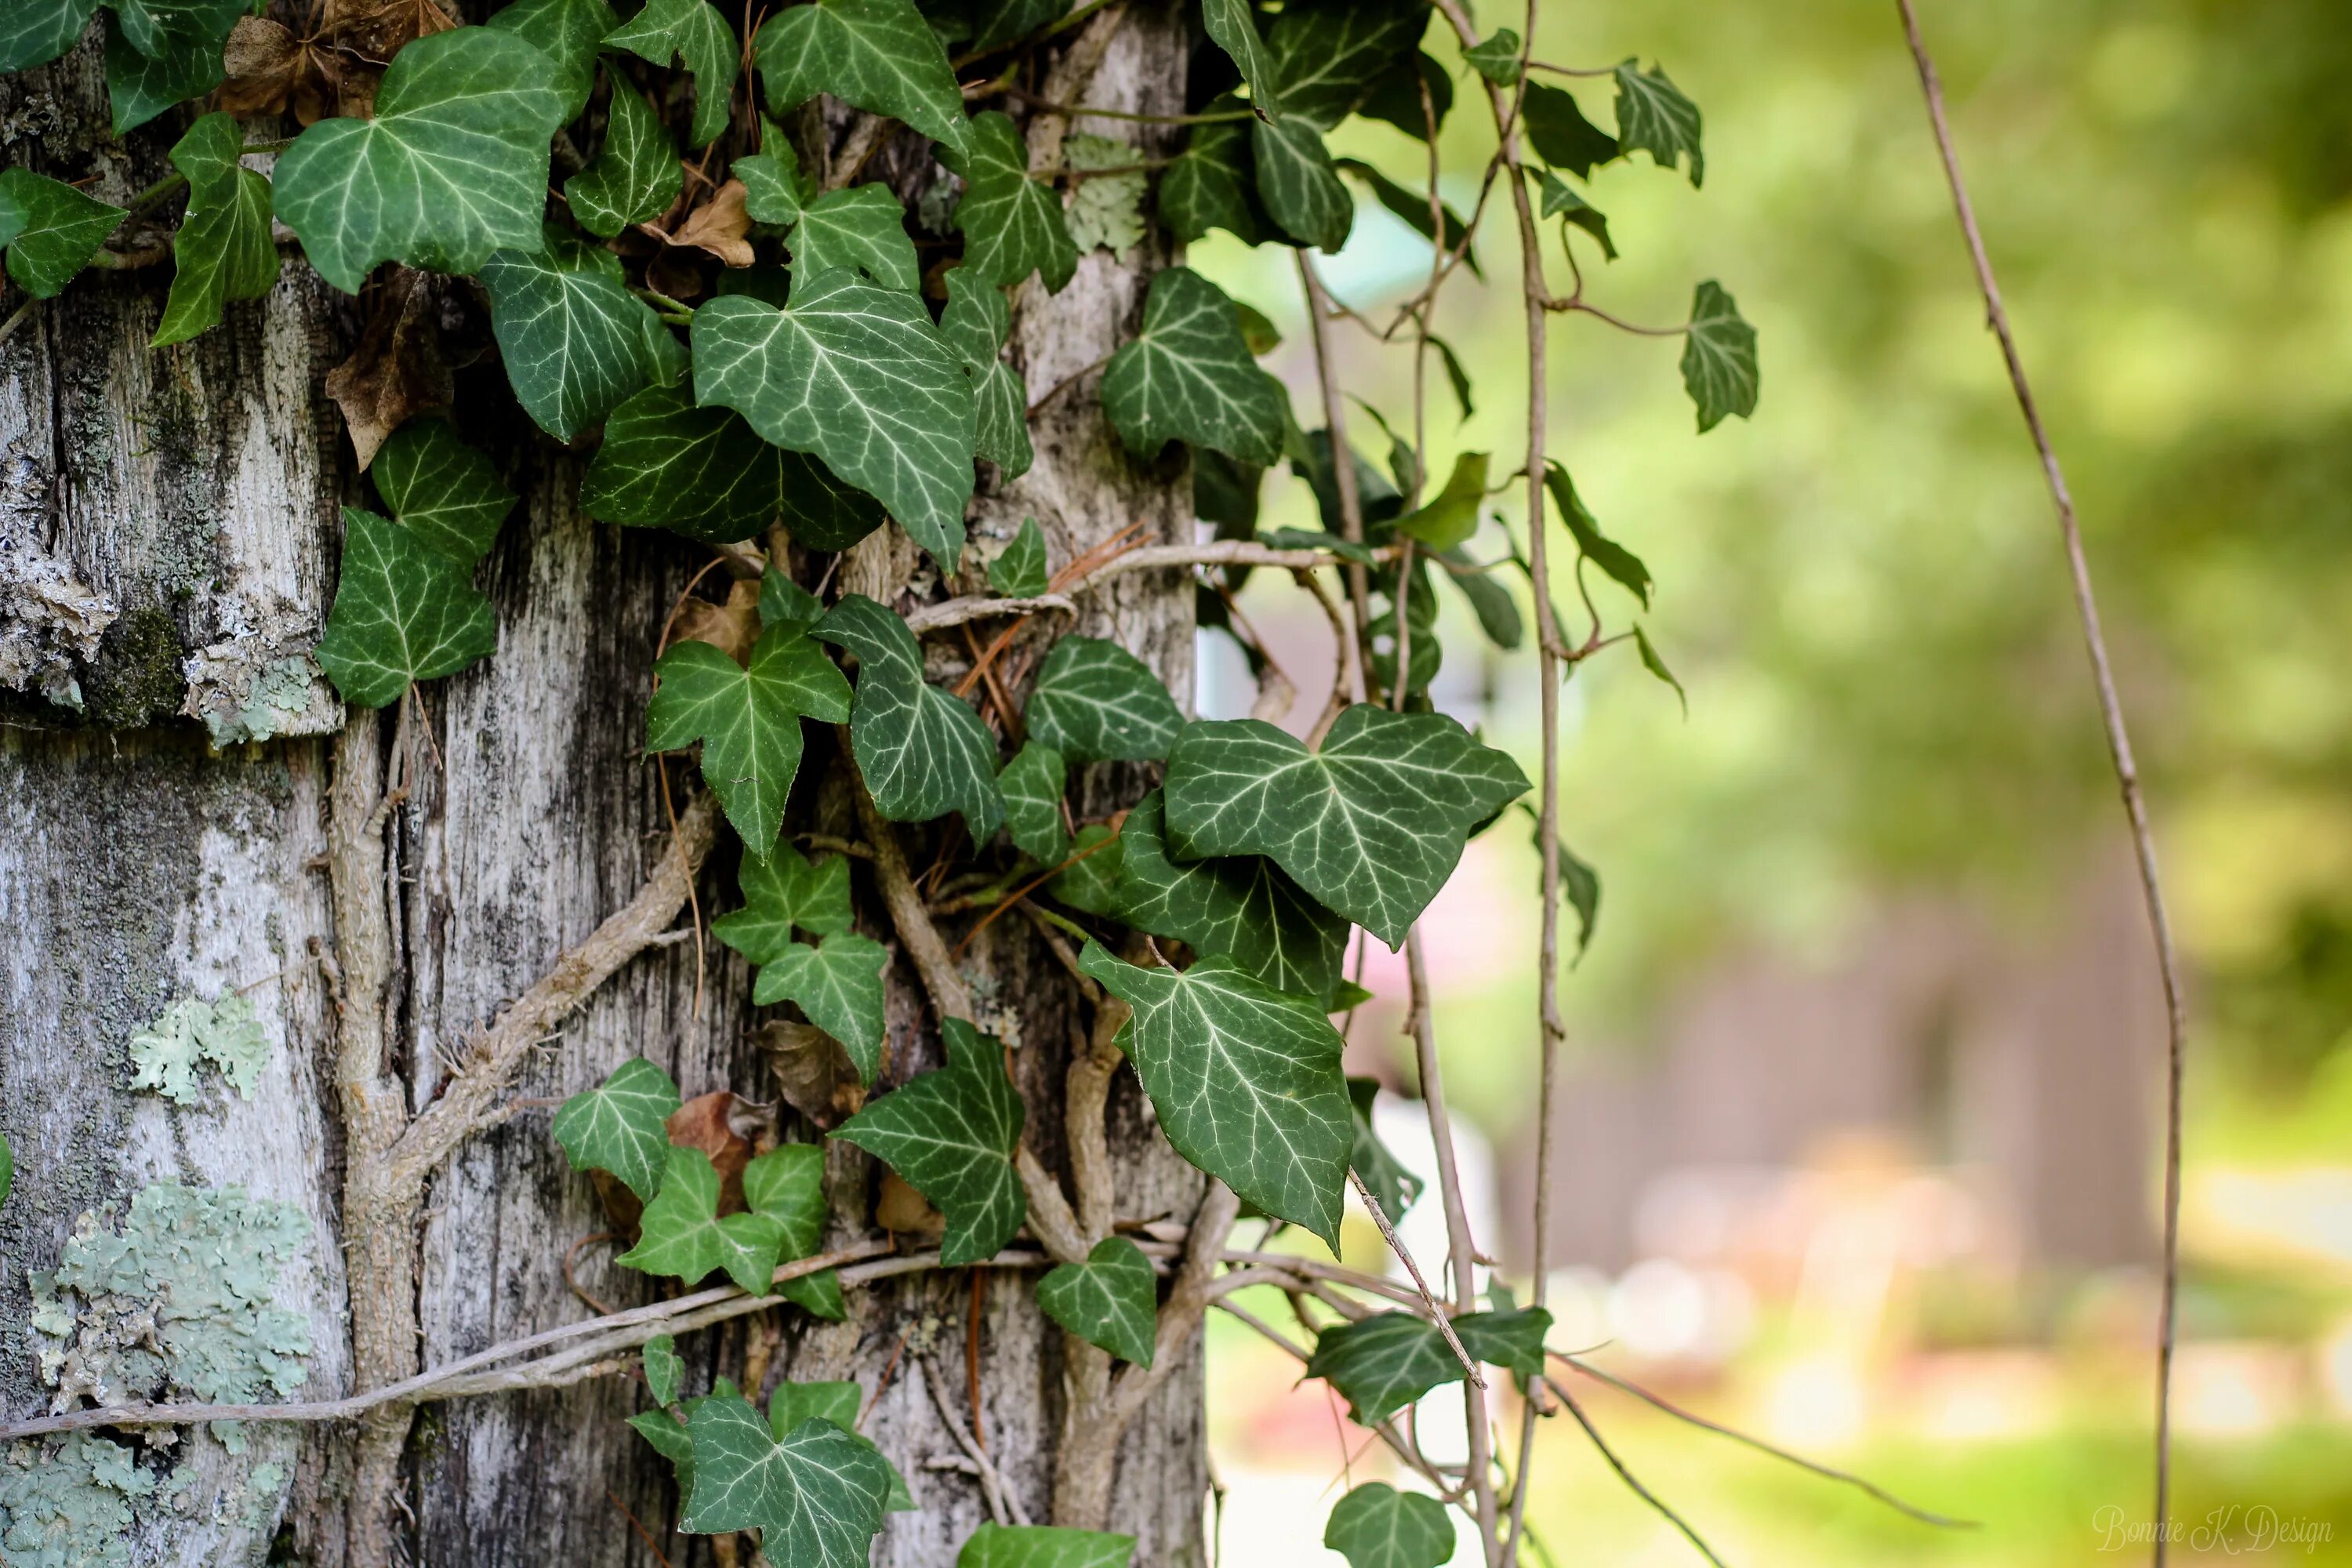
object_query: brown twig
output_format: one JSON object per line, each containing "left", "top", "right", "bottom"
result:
{"left": 1893, "top": 7, "right": 2192, "bottom": 1559}
{"left": 564, "top": 1232, "right": 618, "bottom": 1317}
{"left": 608, "top": 1490, "right": 674, "bottom": 1568}
{"left": 1349, "top": 1172, "right": 1481, "bottom": 1386}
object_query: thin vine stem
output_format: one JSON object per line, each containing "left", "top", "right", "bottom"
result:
{"left": 1894, "top": 5, "right": 2193, "bottom": 1559}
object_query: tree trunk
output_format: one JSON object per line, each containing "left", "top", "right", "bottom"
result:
{"left": 0, "top": 9, "right": 1206, "bottom": 1566}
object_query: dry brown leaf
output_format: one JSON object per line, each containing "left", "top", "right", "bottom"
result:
{"left": 666, "top": 1089, "right": 752, "bottom": 1212}
{"left": 671, "top": 578, "right": 761, "bottom": 666}
{"left": 325, "top": 0, "right": 458, "bottom": 63}
{"left": 756, "top": 1020, "right": 865, "bottom": 1129}
{"left": 324, "top": 271, "right": 452, "bottom": 469}
{"left": 665, "top": 179, "right": 755, "bottom": 268}
{"left": 877, "top": 1171, "right": 946, "bottom": 1240}
{"left": 218, "top": 17, "right": 303, "bottom": 115}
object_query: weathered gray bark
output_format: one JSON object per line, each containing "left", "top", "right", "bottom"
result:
{"left": 2, "top": 8, "right": 1207, "bottom": 1567}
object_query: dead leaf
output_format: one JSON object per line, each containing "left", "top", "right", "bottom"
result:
{"left": 672, "top": 578, "right": 761, "bottom": 666}
{"left": 662, "top": 179, "right": 754, "bottom": 268}
{"left": 667, "top": 1089, "right": 753, "bottom": 1212}
{"left": 325, "top": 270, "right": 452, "bottom": 469}
{"left": 757, "top": 1020, "right": 865, "bottom": 1128}
{"left": 218, "top": 17, "right": 302, "bottom": 114}
{"left": 324, "top": 0, "right": 458, "bottom": 63}
{"left": 877, "top": 1171, "right": 946, "bottom": 1240}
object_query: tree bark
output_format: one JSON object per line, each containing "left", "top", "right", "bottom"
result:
{"left": 0, "top": 9, "right": 1206, "bottom": 1567}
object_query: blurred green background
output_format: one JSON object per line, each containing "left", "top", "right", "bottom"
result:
{"left": 1185, "top": 0, "right": 2352, "bottom": 1562}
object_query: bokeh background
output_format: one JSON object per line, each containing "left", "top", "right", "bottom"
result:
{"left": 1178, "top": 1, "right": 2352, "bottom": 1562}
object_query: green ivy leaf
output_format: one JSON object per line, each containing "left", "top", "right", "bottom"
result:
{"left": 274, "top": 29, "right": 565, "bottom": 294}
{"left": 813, "top": 595, "right": 1005, "bottom": 838}
{"left": 1079, "top": 945, "right": 1351, "bottom": 1245}
{"left": 745, "top": 1142, "right": 846, "bottom": 1318}
{"left": 106, "top": 19, "right": 220, "bottom": 136}
{"left": 631, "top": 1406, "right": 697, "bottom": 1486}
{"left": 991, "top": 516, "right": 1050, "bottom": 599}
{"left": 1262, "top": 0, "right": 1430, "bottom": 130}
{"left": 643, "top": 1333, "right": 684, "bottom": 1406}
{"left": 0, "top": 169, "right": 124, "bottom": 299}
{"left": 1160, "top": 98, "right": 1263, "bottom": 247}
{"left": 1198, "top": 0, "right": 1280, "bottom": 121}
{"left": 606, "top": 0, "right": 739, "bottom": 147}
{"left": 372, "top": 419, "right": 516, "bottom": 564}
{"left": 1102, "top": 267, "right": 1285, "bottom": 467}
{"left": 738, "top": 139, "right": 812, "bottom": 227}
{"left": 1541, "top": 462, "right": 1648, "bottom": 606}
{"left": 480, "top": 230, "right": 685, "bottom": 442}
{"left": 755, "top": 0, "right": 973, "bottom": 159}
{"left": 1305, "top": 1306, "right": 1552, "bottom": 1426}
{"left": 761, "top": 568, "right": 825, "bottom": 632}
{"left": 151, "top": 111, "right": 277, "bottom": 347}
{"left": 314, "top": 506, "right": 499, "bottom": 708}
{"left": 110, "top": 0, "right": 241, "bottom": 60}
{"left": 488, "top": 0, "right": 619, "bottom": 120}
{"left": 714, "top": 837, "right": 854, "bottom": 963}
{"left": 787, "top": 183, "right": 920, "bottom": 292}
{"left": 1116, "top": 791, "right": 1348, "bottom": 1005}
{"left": 681, "top": 1392, "right": 891, "bottom": 1558}
{"left": 769, "top": 1383, "right": 913, "bottom": 1508}
{"left": 0, "top": 0, "right": 98, "bottom": 74}
{"left": 999, "top": 740, "right": 1071, "bottom": 864}
{"left": 693, "top": 271, "right": 977, "bottom": 569}
{"left": 648, "top": 624, "right": 851, "bottom": 855}
{"left": 0, "top": 1131, "right": 12, "bottom": 1210}
{"left": 1324, "top": 1483, "right": 1455, "bottom": 1568}
{"left": 1025, "top": 636, "right": 1181, "bottom": 764}
{"left": 619, "top": 1145, "right": 787, "bottom": 1294}
{"left": 1395, "top": 451, "right": 1489, "bottom": 553}
{"left": 1613, "top": 60, "right": 1703, "bottom": 187}
{"left": 1250, "top": 116, "right": 1352, "bottom": 253}
{"left": 1346, "top": 1078, "right": 1422, "bottom": 1222}
{"left": 1062, "top": 134, "right": 1145, "bottom": 257}
{"left": 1680, "top": 279, "right": 1758, "bottom": 433}
{"left": 1528, "top": 168, "right": 1616, "bottom": 260}
{"left": 553, "top": 1056, "right": 684, "bottom": 1200}
{"left": 1049, "top": 823, "right": 1123, "bottom": 915}
{"left": 1436, "top": 547, "right": 1520, "bottom": 653}
{"left": 584, "top": 384, "right": 874, "bottom": 549}
{"left": 1520, "top": 82, "right": 1617, "bottom": 180}
{"left": 1519, "top": 804, "right": 1601, "bottom": 960}
{"left": 1163, "top": 706, "right": 1529, "bottom": 949}
{"left": 946, "top": 110, "right": 1076, "bottom": 293}
{"left": 966, "top": 0, "right": 1065, "bottom": 53}
{"left": 1356, "top": 53, "right": 1453, "bottom": 143}
{"left": 756, "top": 935, "right": 891, "bottom": 1084}
{"left": 1334, "top": 158, "right": 1478, "bottom": 278}
{"left": 1633, "top": 623, "right": 1686, "bottom": 713}
{"left": 833, "top": 1018, "right": 1025, "bottom": 1266}
{"left": 566, "top": 80, "right": 683, "bottom": 238}
{"left": 1429, "top": 335, "right": 1475, "bottom": 423}
{"left": 1462, "top": 28, "right": 1522, "bottom": 85}
{"left": 960, "top": 1523, "right": 1138, "bottom": 1568}
{"left": 941, "top": 267, "right": 1033, "bottom": 477}
{"left": 1036, "top": 1236, "right": 1157, "bottom": 1367}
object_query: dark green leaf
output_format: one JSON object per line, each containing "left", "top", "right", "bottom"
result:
{"left": 768, "top": 1382, "right": 912, "bottom": 1508}
{"left": 372, "top": 418, "right": 515, "bottom": 563}
{"left": 715, "top": 837, "right": 855, "bottom": 963}
{"left": 1680, "top": 279, "right": 1758, "bottom": 432}
{"left": 1025, "top": 636, "right": 1181, "bottom": 764}
{"left": 761, "top": 568, "right": 825, "bottom": 632}
{"left": 1160, "top": 99, "right": 1263, "bottom": 247}
{"left": 788, "top": 183, "right": 920, "bottom": 292}
{"left": 1305, "top": 1305, "right": 1552, "bottom": 1425}
{"left": 693, "top": 271, "right": 976, "bottom": 569}
{"left": 643, "top": 1334, "right": 684, "bottom": 1406}
{"left": 1294, "top": 427, "right": 1403, "bottom": 536}
{"left": 999, "top": 740, "right": 1071, "bottom": 864}
{"left": 992, "top": 517, "right": 1051, "bottom": 599}
{"left": 0, "top": 169, "right": 124, "bottom": 299}
{"left": 584, "top": 384, "right": 862, "bottom": 548}
{"left": 1102, "top": 266, "right": 1286, "bottom": 466}
{"left": 960, "top": 1523, "right": 1138, "bottom": 1568}
{"left": 1250, "top": 115, "right": 1352, "bottom": 252}
{"left": 647, "top": 623, "right": 854, "bottom": 854}
{"left": 553, "top": 1056, "right": 684, "bottom": 1200}
{"left": 488, "top": 0, "right": 619, "bottom": 120}
{"left": 1346, "top": 1078, "right": 1422, "bottom": 1224}
{"left": 152, "top": 111, "right": 277, "bottom": 347}
{"left": 481, "top": 230, "right": 685, "bottom": 442}
{"left": 1356, "top": 53, "right": 1452, "bottom": 142}
{"left": 1263, "top": 0, "right": 1429, "bottom": 130}
{"left": 755, "top": 0, "right": 972, "bottom": 159}
{"left": 833, "top": 1018, "right": 1025, "bottom": 1265}
{"left": 106, "top": 18, "right": 220, "bottom": 136}
{"left": 1462, "top": 28, "right": 1520, "bottom": 85}
{"left": 0, "top": 0, "right": 98, "bottom": 74}
{"left": 606, "top": 0, "right": 739, "bottom": 147}
{"left": 0, "top": 1131, "right": 11, "bottom": 1209}
{"left": 745, "top": 1143, "right": 844, "bottom": 1317}
{"left": 1259, "top": 527, "right": 1374, "bottom": 565}
{"left": 1428, "top": 334, "right": 1474, "bottom": 423}
{"left": 1080, "top": 945, "right": 1352, "bottom": 1245}
{"left": 1541, "top": 463, "right": 1649, "bottom": 607}
{"left": 1193, "top": 450, "right": 1264, "bottom": 535}
{"left": 1036, "top": 1235, "right": 1157, "bottom": 1367}
{"left": 1519, "top": 82, "right": 1617, "bottom": 180}
{"left": 1115, "top": 790, "right": 1348, "bottom": 1006}
{"left": 755, "top": 934, "right": 891, "bottom": 1083}
{"left": 967, "top": 0, "right": 1065, "bottom": 53}
{"left": 314, "top": 506, "right": 498, "bottom": 708}
{"left": 738, "top": 140, "right": 811, "bottom": 226}
{"left": 566, "top": 80, "right": 684, "bottom": 238}
{"left": 274, "top": 29, "right": 566, "bottom": 293}
{"left": 1199, "top": 0, "right": 1280, "bottom": 121}
{"left": 681, "top": 1392, "right": 891, "bottom": 1559}
{"left": 1633, "top": 623, "right": 1686, "bottom": 713}
{"left": 941, "top": 266, "right": 1032, "bottom": 477}
{"left": 619, "top": 1145, "right": 786, "bottom": 1294}
{"left": 815, "top": 594, "right": 1005, "bottom": 837}
{"left": 1162, "top": 706, "right": 1530, "bottom": 948}
{"left": 630, "top": 1406, "right": 695, "bottom": 1479}
{"left": 1048, "top": 823, "right": 1123, "bottom": 916}
{"left": 1528, "top": 167, "right": 1615, "bottom": 260}
{"left": 946, "top": 109, "right": 1076, "bottom": 293}
{"left": 1395, "top": 451, "right": 1488, "bottom": 553}
{"left": 1334, "top": 158, "right": 1477, "bottom": 278}
{"left": 1613, "top": 59, "right": 1703, "bottom": 187}
{"left": 1324, "top": 1483, "right": 1455, "bottom": 1568}
{"left": 112, "top": 0, "right": 241, "bottom": 60}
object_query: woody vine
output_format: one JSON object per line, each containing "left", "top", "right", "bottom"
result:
{"left": 2, "top": 1, "right": 2101, "bottom": 1566}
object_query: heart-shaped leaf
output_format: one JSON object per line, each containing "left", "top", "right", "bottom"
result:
{"left": 715, "top": 838, "right": 854, "bottom": 963}
{"left": 681, "top": 1392, "right": 891, "bottom": 1560}
{"left": 1036, "top": 1236, "right": 1158, "bottom": 1367}
{"left": 314, "top": 506, "right": 499, "bottom": 708}
{"left": 1160, "top": 96, "right": 1263, "bottom": 246}
{"left": 693, "top": 270, "right": 976, "bottom": 568}
{"left": 486, "top": 0, "right": 619, "bottom": 120}
{"left": 565, "top": 79, "right": 683, "bottom": 238}
{"left": 647, "top": 622, "right": 853, "bottom": 855}
{"left": 1521, "top": 82, "right": 1617, "bottom": 179}
{"left": 754, "top": 0, "right": 972, "bottom": 159}
{"left": 1102, "top": 267, "right": 1286, "bottom": 466}
{"left": 107, "top": 20, "right": 222, "bottom": 137}
{"left": 0, "top": 169, "right": 124, "bottom": 299}
{"left": 619, "top": 1145, "right": 787, "bottom": 1294}
{"left": 941, "top": 267, "right": 1033, "bottom": 477}
{"left": 1323, "top": 1483, "right": 1456, "bottom": 1568}
{"left": 1114, "top": 791, "right": 1347, "bottom": 1005}
{"left": 481, "top": 231, "right": 686, "bottom": 441}
{"left": 1395, "top": 451, "right": 1489, "bottom": 553}
{"left": 1079, "top": 946, "right": 1351, "bottom": 1245}
{"left": 274, "top": 28, "right": 566, "bottom": 293}
{"left": 960, "top": 1524, "right": 1138, "bottom": 1568}
{"left": 553, "top": 1056, "right": 684, "bottom": 1200}
{"left": 813, "top": 595, "right": 1004, "bottom": 838}
{"left": 583, "top": 383, "right": 880, "bottom": 549}
{"left": 151, "top": 111, "right": 277, "bottom": 347}
{"left": 738, "top": 140, "right": 811, "bottom": 227}
{"left": 946, "top": 110, "right": 1076, "bottom": 293}
{"left": 754, "top": 934, "right": 890, "bottom": 1084}
{"left": 1462, "top": 28, "right": 1522, "bottom": 86}
{"left": 1162, "top": 706, "right": 1529, "bottom": 948}
{"left": 1025, "top": 636, "right": 1182, "bottom": 764}
{"left": 998, "top": 740, "right": 1069, "bottom": 864}
{"left": 745, "top": 1142, "right": 846, "bottom": 1318}
{"left": 786, "top": 183, "right": 919, "bottom": 292}
{"left": 605, "top": 0, "right": 738, "bottom": 147}
{"left": 1680, "top": 279, "right": 1757, "bottom": 432}
{"left": 1305, "top": 1305, "right": 1552, "bottom": 1427}
{"left": 989, "top": 516, "right": 1050, "bottom": 600}
{"left": 768, "top": 1384, "right": 913, "bottom": 1508}
{"left": 372, "top": 419, "right": 515, "bottom": 563}
{"left": 833, "top": 1018, "right": 1025, "bottom": 1265}
{"left": 1613, "top": 60, "right": 1703, "bottom": 187}
{"left": 643, "top": 1333, "right": 684, "bottom": 1406}
{"left": 1251, "top": 115, "right": 1352, "bottom": 253}
{"left": 1263, "top": 0, "right": 1429, "bottom": 130}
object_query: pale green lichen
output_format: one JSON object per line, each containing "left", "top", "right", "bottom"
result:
{"left": 208, "top": 656, "right": 316, "bottom": 747}
{"left": 0, "top": 1432, "right": 151, "bottom": 1568}
{"left": 126, "top": 996, "right": 272, "bottom": 1105}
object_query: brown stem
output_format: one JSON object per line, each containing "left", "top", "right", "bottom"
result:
{"left": 1298, "top": 252, "right": 1381, "bottom": 706}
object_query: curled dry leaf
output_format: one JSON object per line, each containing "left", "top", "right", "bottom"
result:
{"left": 220, "top": 16, "right": 375, "bottom": 124}
{"left": 651, "top": 178, "right": 754, "bottom": 269}
{"left": 670, "top": 577, "right": 762, "bottom": 666}
{"left": 324, "top": 270, "right": 452, "bottom": 469}
{"left": 756, "top": 1019, "right": 865, "bottom": 1128}
{"left": 875, "top": 1170, "right": 945, "bottom": 1240}
{"left": 663, "top": 1088, "right": 779, "bottom": 1214}
{"left": 325, "top": 0, "right": 459, "bottom": 64}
